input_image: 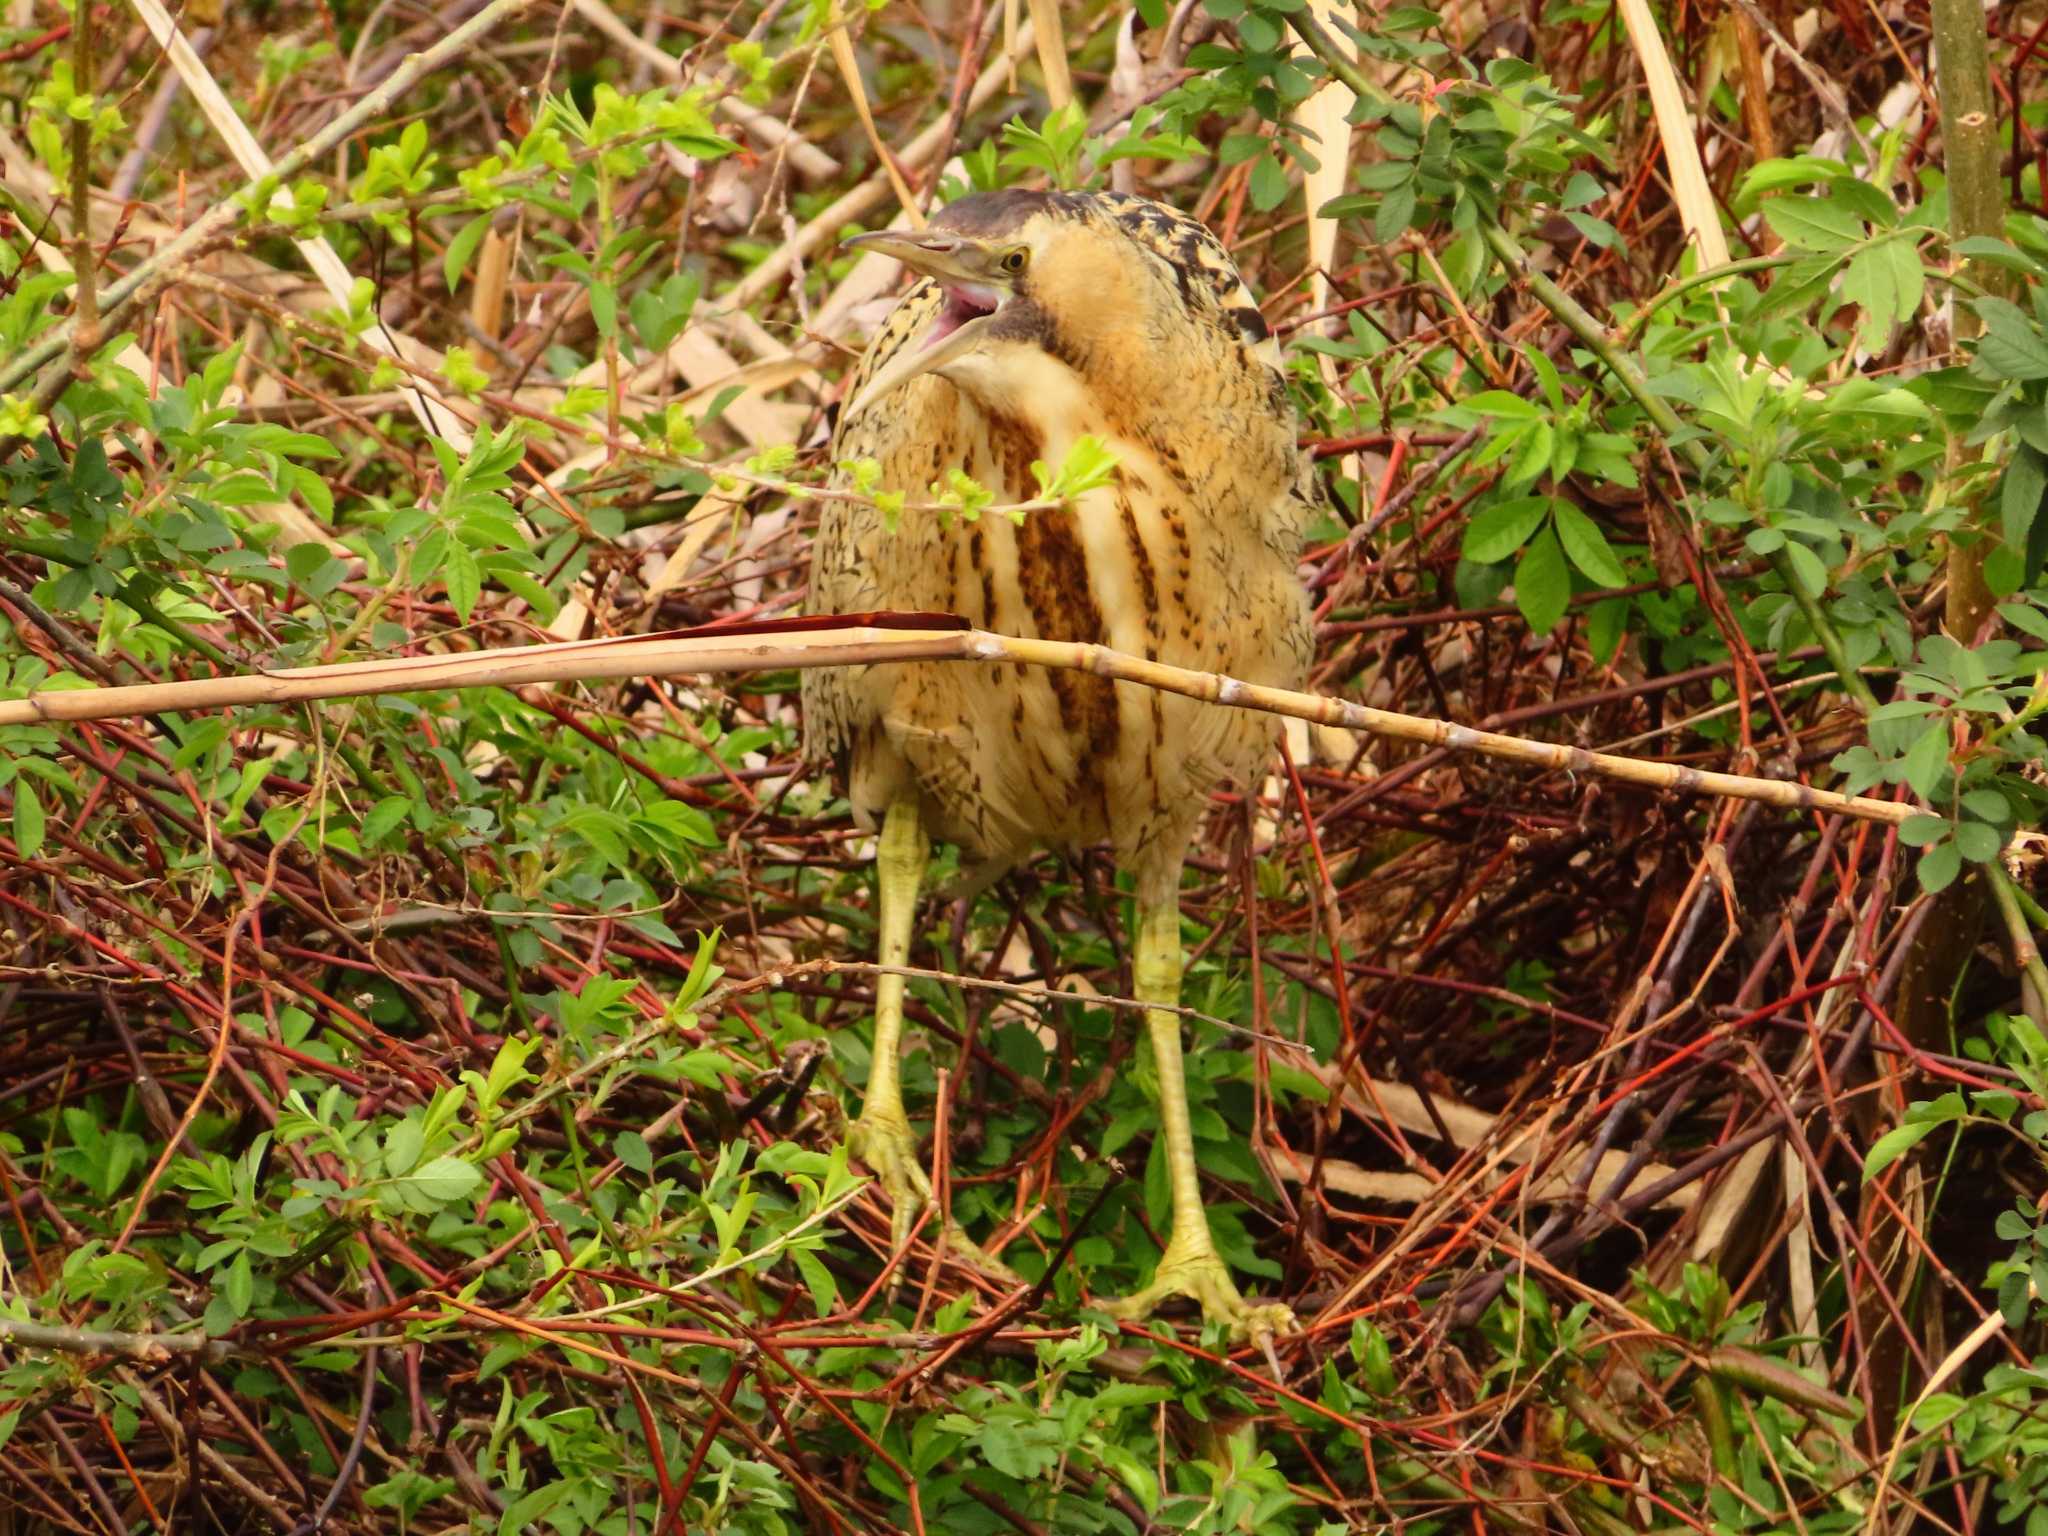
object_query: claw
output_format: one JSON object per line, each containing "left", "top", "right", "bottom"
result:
{"left": 846, "top": 1112, "right": 1020, "bottom": 1284}
{"left": 1103, "top": 1236, "right": 1297, "bottom": 1346}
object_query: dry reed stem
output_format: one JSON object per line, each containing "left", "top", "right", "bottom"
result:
{"left": 0, "top": 620, "right": 1912, "bottom": 824}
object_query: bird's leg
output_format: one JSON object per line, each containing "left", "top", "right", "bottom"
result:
{"left": 847, "top": 793, "right": 1017, "bottom": 1280}
{"left": 1104, "top": 893, "right": 1295, "bottom": 1345}
{"left": 846, "top": 791, "right": 932, "bottom": 1252}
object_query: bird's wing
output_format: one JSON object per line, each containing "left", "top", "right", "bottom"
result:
{"left": 803, "top": 279, "right": 959, "bottom": 772}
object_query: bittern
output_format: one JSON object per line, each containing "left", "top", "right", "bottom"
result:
{"left": 805, "top": 188, "right": 1313, "bottom": 1340}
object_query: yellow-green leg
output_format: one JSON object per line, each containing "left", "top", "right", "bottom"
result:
{"left": 1103, "top": 893, "right": 1295, "bottom": 1345}
{"left": 845, "top": 792, "right": 930, "bottom": 1250}
{"left": 846, "top": 792, "right": 1016, "bottom": 1279}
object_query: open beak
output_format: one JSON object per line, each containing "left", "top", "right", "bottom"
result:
{"left": 840, "top": 230, "right": 1009, "bottom": 420}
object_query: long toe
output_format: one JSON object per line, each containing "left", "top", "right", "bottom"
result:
{"left": 847, "top": 1113, "right": 930, "bottom": 1248}
{"left": 1104, "top": 1246, "right": 1298, "bottom": 1346}
{"left": 845, "top": 1116, "right": 1019, "bottom": 1283}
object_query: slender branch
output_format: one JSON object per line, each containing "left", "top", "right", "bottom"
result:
{"left": 66, "top": 0, "right": 98, "bottom": 362}
{"left": 0, "top": 1315, "right": 236, "bottom": 1361}
{"left": 0, "top": 618, "right": 1915, "bottom": 825}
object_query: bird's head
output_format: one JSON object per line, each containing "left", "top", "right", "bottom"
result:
{"left": 839, "top": 190, "right": 1145, "bottom": 420}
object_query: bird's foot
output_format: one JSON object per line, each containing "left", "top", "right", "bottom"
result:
{"left": 1103, "top": 1235, "right": 1296, "bottom": 1346}
{"left": 846, "top": 1109, "right": 1020, "bottom": 1284}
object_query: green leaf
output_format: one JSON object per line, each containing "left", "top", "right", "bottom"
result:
{"left": 1249, "top": 152, "right": 1290, "bottom": 213}
{"left": 1553, "top": 503, "right": 1626, "bottom": 586}
{"left": 442, "top": 540, "right": 481, "bottom": 621}
{"left": 1916, "top": 839, "right": 1961, "bottom": 894}
{"left": 1462, "top": 495, "right": 1549, "bottom": 562}
{"left": 1901, "top": 724, "right": 1950, "bottom": 799}
{"left": 1955, "top": 820, "right": 2004, "bottom": 863}
{"left": 1780, "top": 541, "right": 1829, "bottom": 597}
{"left": 1503, "top": 419, "right": 1555, "bottom": 489}
{"left": 222, "top": 1250, "right": 254, "bottom": 1317}
{"left": 1838, "top": 244, "right": 1897, "bottom": 352}
{"left": 1375, "top": 180, "right": 1417, "bottom": 244}
{"left": 408, "top": 1155, "right": 480, "bottom": 1203}
{"left": 361, "top": 795, "right": 411, "bottom": 847}
{"left": 2001, "top": 445, "right": 2048, "bottom": 551}
{"left": 1973, "top": 298, "right": 2048, "bottom": 381}
{"left": 1862, "top": 1119, "right": 1936, "bottom": 1181}
{"left": 384, "top": 1117, "right": 424, "bottom": 1176}
{"left": 1897, "top": 814, "right": 1947, "bottom": 847}
{"left": 791, "top": 1246, "right": 838, "bottom": 1318}
{"left": 1963, "top": 788, "right": 2012, "bottom": 822}
{"left": 1461, "top": 389, "right": 1543, "bottom": 420}
{"left": 589, "top": 278, "right": 618, "bottom": 339}
{"left": 443, "top": 213, "right": 493, "bottom": 294}
{"left": 1031, "top": 435, "right": 1121, "bottom": 504}
{"left": 1909, "top": 1393, "right": 1966, "bottom": 1432}
{"left": 1762, "top": 196, "right": 1864, "bottom": 253}
{"left": 614, "top": 1131, "right": 652, "bottom": 1173}
{"left": 1513, "top": 527, "right": 1570, "bottom": 633}
{"left": 14, "top": 782, "right": 43, "bottom": 860}
{"left": 1736, "top": 155, "right": 1848, "bottom": 201}
{"left": 1881, "top": 235, "right": 1926, "bottom": 332}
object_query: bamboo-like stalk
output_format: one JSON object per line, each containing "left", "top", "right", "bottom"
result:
{"left": 1611, "top": 0, "right": 1731, "bottom": 268}
{"left": 1024, "top": 0, "right": 1073, "bottom": 112}
{"left": 0, "top": 619, "right": 1912, "bottom": 825}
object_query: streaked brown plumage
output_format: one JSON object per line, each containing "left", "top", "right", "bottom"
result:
{"left": 806, "top": 188, "right": 1313, "bottom": 1339}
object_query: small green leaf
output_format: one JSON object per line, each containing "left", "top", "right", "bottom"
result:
{"left": 1955, "top": 821, "right": 2003, "bottom": 863}
{"left": 614, "top": 1131, "right": 652, "bottom": 1173}
{"left": 1460, "top": 390, "right": 1543, "bottom": 420}
{"left": 408, "top": 1155, "right": 480, "bottom": 1203}
{"left": 1862, "top": 1119, "right": 1935, "bottom": 1181}
{"left": 1916, "top": 839, "right": 1961, "bottom": 894}
{"left": 1504, "top": 420, "right": 1555, "bottom": 488}
{"left": 1780, "top": 541, "right": 1830, "bottom": 597}
{"left": 1763, "top": 196, "right": 1864, "bottom": 253}
{"left": 589, "top": 279, "right": 618, "bottom": 339}
{"left": 384, "top": 1117, "right": 424, "bottom": 1176}
{"left": 791, "top": 1246, "right": 838, "bottom": 1318}
{"left": 2001, "top": 445, "right": 2048, "bottom": 551}
{"left": 443, "top": 213, "right": 494, "bottom": 294}
{"left": 443, "top": 541, "right": 481, "bottom": 621}
{"left": 1901, "top": 724, "right": 1950, "bottom": 799}
{"left": 1249, "top": 152, "right": 1290, "bottom": 213}
{"left": 14, "top": 782, "right": 44, "bottom": 860}
{"left": 1974, "top": 298, "right": 2048, "bottom": 381}
{"left": 1909, "top": 1394, "right": 1966, "bottom": 1432}
{"left": 1513, "top": 527, "right": 1570, "bottom": 634}
{"left": 1553, "top": 502, "right": 1627, "bottom": 586}
{"left": 361, "top": 795, "right": 411, "bottom": 847}
{"left": 223, "top": 1250, "right": 254, "bottom": 1317}
{"left": 1897, "top": 814, "right": 1947, "bottom": 847}
{"left": 1963, "top": 788, "right": 2012, "bottom": 822}
{"left": 1463, "top": 495, "right": 1549, "bottom": 563}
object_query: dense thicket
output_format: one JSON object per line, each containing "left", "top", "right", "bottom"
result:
{"left": 2, "top": 0, "right": 2047, "bottom": 1530}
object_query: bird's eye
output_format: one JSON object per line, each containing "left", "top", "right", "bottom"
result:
{"left": 1001, "top": 249, "right": 1029, "bottom": 274}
